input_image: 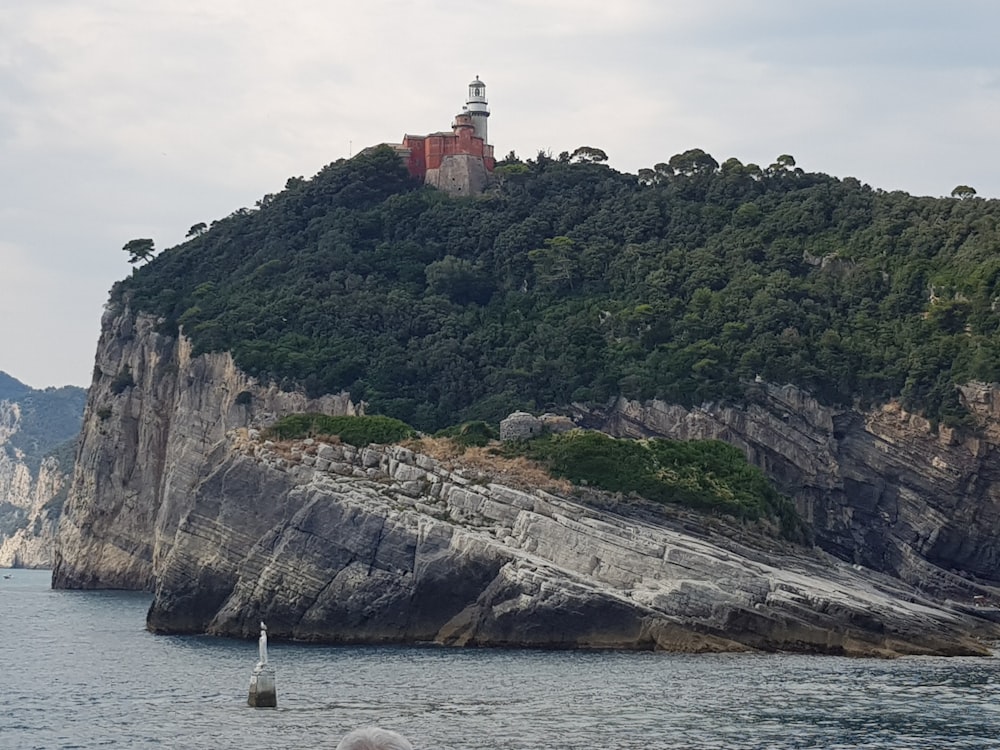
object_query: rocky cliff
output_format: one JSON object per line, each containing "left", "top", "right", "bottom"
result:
{"left": 0, "top": 379, "right": 84, "bottom": 568}
{"left": 53, "top": 305, "right": 1000, "bottom": 655}
{"left": 575, "top": 383, "right": 1000, "bottom": 600}
{"left": 144, "top": 431, "right": 998, "bottom": 657}
{"left": 51, "top": 305, "right": 358, "bottom": 589}
{"left": 0, "top": 452, "right": 67, "bottom": 567}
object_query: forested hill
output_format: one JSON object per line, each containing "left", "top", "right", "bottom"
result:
{"left": 115, "top": 146, "right": 1000, "bottom": 432}
{"left": 0, "top": 371, "right": 31, "bottom": 402}
{"left": 0, "top": 372, "right": 86, "bottom": 472}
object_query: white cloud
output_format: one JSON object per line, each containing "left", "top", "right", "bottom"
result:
{"left": 0, "top": 240, "right": 104, "bottom": 388}
{"left": 1, "top": 0, "right": 999, "bottom": 386}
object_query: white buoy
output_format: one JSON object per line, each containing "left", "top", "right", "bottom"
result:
{"left": 247, "top": 621, "right": 277, "bottom": 708}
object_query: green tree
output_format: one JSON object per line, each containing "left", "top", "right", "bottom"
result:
{"left": 951, "top": 185, "right": 977, "bottom": 200}
{"left": 425, "top": 256, "right": 494, "bottom": 304}
{"left": 528, "top": 236, "right": 579, "bottom": 292}
{"left": 653, "top": 162, "right": 674, "bottom": 180}
{"left": 570, "top": 146, "right": 609, "bottom": 164}
{"left": 186, "top": 222, "right": 208, "bottom": 238}
{"left": 637, "top": 168, "right": 657, "bottom": 186}
{"left": 123, "top": 238, "right": 156, "bottom": 265}
{"left": 668, "top": 149, "right": 719, "bottom": 176}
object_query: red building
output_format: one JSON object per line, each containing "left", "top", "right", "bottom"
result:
{"left": 393, "top": 77, "right": 495, "bottom": 196}
{"left": 401, "top": 112, "right": 496, "bottom": 180}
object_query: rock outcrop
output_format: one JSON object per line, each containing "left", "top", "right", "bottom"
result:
{"left": 0, "top": 384, "right": 83, "bottom": 568}
{"left": 0, "top": 454, "right": 67, "bottom": 567}
{"left": 574, "top": 383, "right": 1000, "bottom": 599}
{"left": 53, "top": 305, "right": 1000, "bottom": 656}
{"left": 51, "top": 305, "right": 358, "bottom": 590}
{"left": 144, "top": 431, "right": 1000, "bottom": 657}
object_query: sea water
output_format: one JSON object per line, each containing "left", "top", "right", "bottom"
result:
{"left": 3, "top": 568, "right": 1000, "bottom": 749}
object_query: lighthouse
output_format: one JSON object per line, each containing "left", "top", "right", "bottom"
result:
{"left": 465, "top": 76, "right": 490, "bottom": 144}
{"left": 395, "top": 77, "right": 496, "bottom": 195}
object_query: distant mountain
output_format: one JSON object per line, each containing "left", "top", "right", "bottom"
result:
{"left": 0, "top": 371, "right": 30, "bottom": 403}
{"left": 0, "top": 374, "right": 86, "bottom": 567}
{"left": 5, "top": 387, "right": 87, "bottom": 473}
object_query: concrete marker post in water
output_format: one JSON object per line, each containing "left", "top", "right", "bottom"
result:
{"left": 247, "top": 621, "right": 277, "bottom": 708}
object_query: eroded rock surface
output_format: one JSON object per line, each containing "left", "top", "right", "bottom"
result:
{"left": 0, "top": 397, "right": 79, "bottom": 568}
{"left": 145, "top": 433, "right": 1000, "bottom": 657}
{"left": 54, "top": 306, "right": 1000, "bottom": 656}
{"left": 575, "top": 385, "right": 1000, "bottom": 599}
{"left": 0, "top": 450, "right": 67, "bottom": 568}
{"left": 51, "top": 305, "right": 358, "bottom": 589}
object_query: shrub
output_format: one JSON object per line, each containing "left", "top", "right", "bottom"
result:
{"left": 265, "top": 413, "right": 415, "bottom": 447}
{"left": 433, "top": 421, "right": 498, "bottom": 448}
{"left": 504, "top": 431, "right": 805, "bottom": 541}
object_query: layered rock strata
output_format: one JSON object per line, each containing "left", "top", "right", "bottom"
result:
{"left": 145, "top": 432, "right": 999, "bottom": 657}
{"left": 575, "top": 384, "right": 1000, "bottom": 599}
{"left": 54, "top": 305, "right": 1000, "bottom": 655}
{"left": 0, "top": 455, "right": 66, "bottom": 567}
{"left": 51, "top": 305, "right": 357, "bottom": 590}
{"left": 0, "top": 401, "right": 72, "bottom": 568}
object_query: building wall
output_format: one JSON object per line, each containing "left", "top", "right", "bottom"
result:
{"left": 402, "top": 130, "right": 494, "bottom": 181}
{"left": 398, "top": 110, "right": 494, "bottom": 195}
{"left": 425, "top": 154, "right": 490, "bottom": 197}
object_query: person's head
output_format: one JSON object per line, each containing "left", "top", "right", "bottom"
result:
{"left": 335, "top": 726, "right": 413, "bottom": 750}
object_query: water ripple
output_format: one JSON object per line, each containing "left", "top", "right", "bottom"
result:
{"left": 3, "top": 570, "right": 1000, "bottom": 749}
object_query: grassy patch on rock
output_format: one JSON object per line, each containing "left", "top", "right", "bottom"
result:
{"left": 432, "top": 421, "right": 499, "bottom": 448}
{"left": 502, "top": 430, "right": 805, "bottom": 541}
{"left": 266, "top": 413, "right": 416, "bottom": 447}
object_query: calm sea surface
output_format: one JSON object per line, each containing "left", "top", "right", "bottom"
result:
{"left": 4, "top": 568, "right": 1000, "bottom": 749}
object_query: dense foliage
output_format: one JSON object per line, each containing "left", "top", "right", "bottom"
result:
{"left": 503, "top": 431, "right": 804, "bottom": 540}
{"left": 0, "top": 371, "right": 31, "bottom": 402}
{"left": 116, "top": 146, "right": 1000, "bottom": 431}
{"left": 265, "top": 413, "right": 415, "bottom": 447}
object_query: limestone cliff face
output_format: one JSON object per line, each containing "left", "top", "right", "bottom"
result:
{"left": 574, "top": 384, "right": 1000, "bottom": 598}
{"left": 0, "top": 456, "right": 67, "bottom": 567}
{"left": 55, "top": 304, "right": 1000, "bottom": 655}
{"left": 145, "top": 432, "right": 999, "bottom": 657}
{"left": 0, "top": 403, "right": 72, "bottom": 568}
{"left": 51, "top": 304, "right": 357, "bottom": 590}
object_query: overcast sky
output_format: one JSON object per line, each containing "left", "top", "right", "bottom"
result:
{"left": 2, "top": 1, "right": 999, "bottom": 389}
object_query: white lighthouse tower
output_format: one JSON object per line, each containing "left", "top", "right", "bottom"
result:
{"left": 465, "top": 76, "right": 490, "bottom": 143}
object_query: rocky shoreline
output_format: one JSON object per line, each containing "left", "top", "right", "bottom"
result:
{"left": 138, "top": 431, "right": 999, "bottom": 657}
{"left": 50, "top": 307, "right": 1000, "bottom": 657}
